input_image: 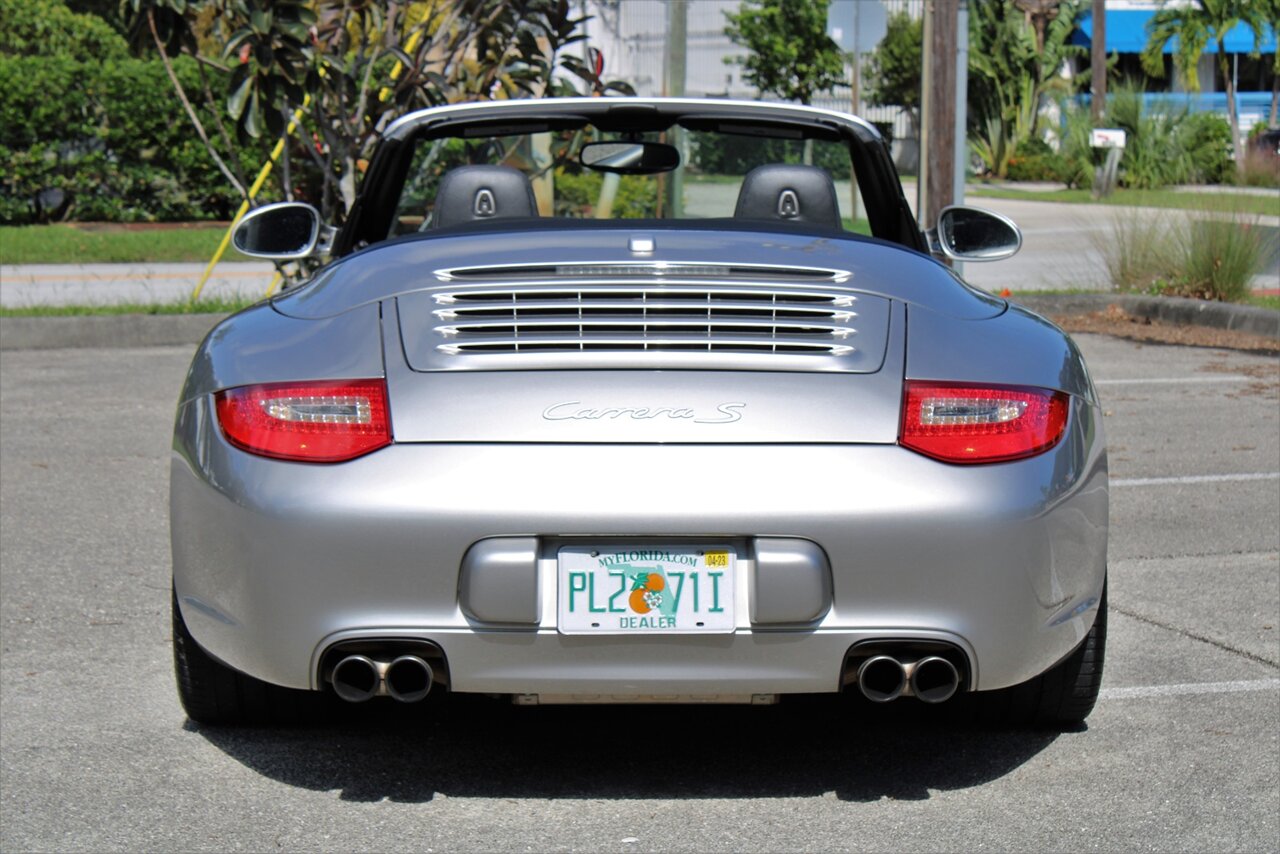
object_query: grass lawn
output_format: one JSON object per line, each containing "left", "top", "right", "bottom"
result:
{"left": 0, "top": 296, "right": 258, "bottom": 317}
{"left": 969, "top": 186, "right": 1279, "bottom": 217}
{"left": 0, "top": 223, "right": 253, "bottom": 265}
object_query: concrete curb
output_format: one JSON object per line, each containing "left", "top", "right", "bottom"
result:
{"left": 1, "top": 294, "right": 1276, "bottom": 350}
{"left": 1012, "top": 294, "right": 1280, "bottom": 339}
{"left": 0, "top": 313, "right": 228, "bottom": 350}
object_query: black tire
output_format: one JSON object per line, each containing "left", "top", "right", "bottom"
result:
{"left": 969, "top": 582, "right": 1107, "bottom": 728}
{"left": 173, "top": 587, "right": 324, "bottom": 725}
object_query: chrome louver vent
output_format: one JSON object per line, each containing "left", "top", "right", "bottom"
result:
{"left": 429, "top": 286, "right": 862, "bottom": 357}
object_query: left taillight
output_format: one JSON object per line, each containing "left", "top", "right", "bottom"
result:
{"left": 215, "top": 379, "right": 391, "bottom": 463}
{"left": 900, "top": 381, "right": 1069, "bottom": 464}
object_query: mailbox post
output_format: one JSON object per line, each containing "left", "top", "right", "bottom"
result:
{"left": 1090, "top": 128, "right": 1126, "bottom": 199}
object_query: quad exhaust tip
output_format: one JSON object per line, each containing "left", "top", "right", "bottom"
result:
{"left": 857, "top": 655, "right": 907, "bottom": 703}
{"left": 331, "top": 654, "right": 435, "bottom": 703}
{"left": 910, "top": 656, "right": 961, "bottom": 704}
{"left": 856, "top": 653, "right": 961, "bottom": 704}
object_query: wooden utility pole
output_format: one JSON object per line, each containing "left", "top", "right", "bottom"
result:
{"left": 663, "top": 0, "right": 687, "bottom": 217}
{"left": 920, "top": 0, "right": 958, "bottom": 230}
{"left": 1090, "top": 0, "right": 1106, "bottom": 122}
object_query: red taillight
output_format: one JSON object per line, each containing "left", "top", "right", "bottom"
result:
{"left": 900, "top": 381, "right": 1068, "bottom": 464}
{"left": 215, "top": 379, "right": 391, "bottom": 463}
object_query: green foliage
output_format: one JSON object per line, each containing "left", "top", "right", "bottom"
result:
{"left": 688, "top": 134, "right": 851, "bottom": 179}
{"left": 1181, "top": 113, "right": 1235, "bottom": 184}
{"left": 1181, "top": 215, "right": 1272, "bottom": 301}
{"left": 1140, "top": 0, "right": 1267, "bottom": 93}
{"left": 117, "top": 0, "right": 622, "bottom": 222}
{"left": 967, "top": 0, "right": 1086, "bottom": 178}
{"left": 1005, "top": 138, "right": 1068, "bottom": 183}
{"left": 0, "top": 0, "right": 129, "bottom": 59}
{"left": 1106, "top": 88, "right": 1194, "bottom": 189}
{"left": 221, "top": 0, "right": 314, "bottom": 141}
{"left": 1015, "top": 85, "right": 1236, "bottom": 193}
{"left": 1093, "top": 206, "right": 1273, "bottom": 301}
{"left": 0, "top": 53, "right": 265, "bottom": 223}
{"left": 723, "top": 0, "right": 847, "bottom": 105}
{"left": 553, "top": 171, "right": 657, "bottom": 219}
{"left": 1140, "top": 0, "right": 1270, "bottom": 170}
{"left": 863, "top": 12, "right": 922, "bottom": 115}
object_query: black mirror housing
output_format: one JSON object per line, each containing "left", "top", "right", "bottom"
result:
{"left": 579, "top": 141, "right": 680, "bottom": 175}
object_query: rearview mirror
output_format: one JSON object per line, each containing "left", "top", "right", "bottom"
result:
{"left": 233, "top": 202, "right": 325, "bottom": 260}
{"left": 929, "top": 206, "right": 1022, "bottom": 262}
{"left": 580, "top": 141, "right": 680, "bottom": 175}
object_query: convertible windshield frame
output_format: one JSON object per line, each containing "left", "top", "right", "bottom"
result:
{"left": 336, "top": 98, "right": 924, "bottom": 256}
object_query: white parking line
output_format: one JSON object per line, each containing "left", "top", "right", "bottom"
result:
{"left": 1096, "top": 376, "right": 1251, "bottom": 385}
{"left": 1112, "top": 472, "right": 1280, "bottom": 487}
{"left": 1101, "top": 679, "right": 1280, "bottom": 700}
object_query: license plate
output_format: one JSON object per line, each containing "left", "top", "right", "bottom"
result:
{"left": 557, "top": 545, "right": 736, "bottom": 635}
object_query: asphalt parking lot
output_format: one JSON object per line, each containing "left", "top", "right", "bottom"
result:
{"left": 1, "top": 333, "right": 1277, "bottom": 852}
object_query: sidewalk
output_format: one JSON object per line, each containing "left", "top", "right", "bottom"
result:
{"left": 0, "top": 262, "right": 276, "bottom": 307}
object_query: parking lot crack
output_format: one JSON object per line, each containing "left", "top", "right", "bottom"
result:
{"left": 1112, "top": 604, "right": 1280, "bottom": 670}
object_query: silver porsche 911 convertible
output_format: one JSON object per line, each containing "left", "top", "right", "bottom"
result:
{"left": 171, "top": 98, "right": 1107, "bottom": 727}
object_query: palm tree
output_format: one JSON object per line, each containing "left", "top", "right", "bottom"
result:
{"left": 1141, "top": 0, "right": 1268, "bottom": 176}
{"left": 1260, "top": 0, "right": 1279, "bottom": 126}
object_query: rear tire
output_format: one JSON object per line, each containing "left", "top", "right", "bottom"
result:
{"left": 969, "top": 583, "right": 1107, "bottom": 728}
{"left": 173, "top": 587, "right": 323, "bottom": 725}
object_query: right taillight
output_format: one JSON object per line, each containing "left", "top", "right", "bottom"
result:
{"left": 900, "top": 381, "right": 1069, "bottom": 464}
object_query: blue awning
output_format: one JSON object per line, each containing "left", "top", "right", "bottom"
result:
{"left": 1072, "top": 10, "right": 1276, "bottom": 55}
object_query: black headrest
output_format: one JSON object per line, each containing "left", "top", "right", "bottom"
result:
{"left": 431, "top": 165, "right": 538, "bottom": 228}
{"left": 733, "top": 164, "right": 842, "bottom": 229}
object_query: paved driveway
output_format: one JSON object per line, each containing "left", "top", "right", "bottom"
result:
{"left": 1, "top": 335, "right": 1277, "bottom": 851}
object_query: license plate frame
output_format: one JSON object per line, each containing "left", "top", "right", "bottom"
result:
{"left": 557, "top": 545, "right": 737, "bottom": 635}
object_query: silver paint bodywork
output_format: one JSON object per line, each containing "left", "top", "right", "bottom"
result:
{"left": 170, "top": 99, "right": 1107, "bottom": 701}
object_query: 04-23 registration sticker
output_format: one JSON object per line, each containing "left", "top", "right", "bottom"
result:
{"left": 557, "top": 546, "right": 736, "bottom": 635}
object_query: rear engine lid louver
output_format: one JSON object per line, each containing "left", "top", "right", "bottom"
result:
{"left": 397, "top": 282, "right": 892, "bottom": 373}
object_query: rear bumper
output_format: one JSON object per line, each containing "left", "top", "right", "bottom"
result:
{"left": 171, "top": 395, "right": 1107, "bottom": 694}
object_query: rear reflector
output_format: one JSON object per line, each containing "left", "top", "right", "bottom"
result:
{"left": 215, "top": 379, "right": 391, "bottom": 463}
{"left": 900, "top": 381, "right": 1068, "bottom": 464}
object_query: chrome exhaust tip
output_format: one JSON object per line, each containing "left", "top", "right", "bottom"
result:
{"left": 385, "top": 655, "right": 434, "bottom": 703}
{"left": 909, "top": 656, "right": 961, "bottom": 704}
{"left": 857, "top": 655, "right": 907, "bottom": 703}
{"left": 331, "top": 654, "right": 381, "bottom": 703}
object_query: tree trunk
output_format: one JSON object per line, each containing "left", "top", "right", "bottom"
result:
{"left": 1090, "top": 0, "right": 1106, "bottom": 123}
{"left": 1219, "top": 48, "right": 1243, "bottom": 179}
{"left": 1271, "top": 73, "right": 1278, "bottom": 128}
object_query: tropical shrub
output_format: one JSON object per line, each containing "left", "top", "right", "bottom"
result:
{"left": 688, "top": 134, "right": 851, "bottom": 179}
{"left": 967, "top": 0, "right": 1086, "bottom": 178}
{"left": 1093, "top": 206, "right": 1273, "bottom": 301}
{"left": 0, "top": 0, "right": 128, "bottom": 60}
{"left": 1046, "top": 84, "right": 1237, "bottom": 193}
{"left": 1005, "top": 138, "right": 1067, "bottom": 182}
{"left": 0, "top": 53, "right": 263, "bottom": 223}
{"left": 553, "top": 171, "right": 658, "bottom": 219}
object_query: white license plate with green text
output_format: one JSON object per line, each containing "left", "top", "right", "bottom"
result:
{"left": 557, "top": 545, "right": 736, "bottom": 635}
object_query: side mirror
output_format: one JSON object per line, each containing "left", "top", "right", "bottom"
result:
{"left": 580, "top": 141, "right": 680, "bottom": 175}
{"left": 232, "top": 202, "right": 328, "bottom": 260}
{"left": 928, "top": 205, "right": 1022, "bottom": 262}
